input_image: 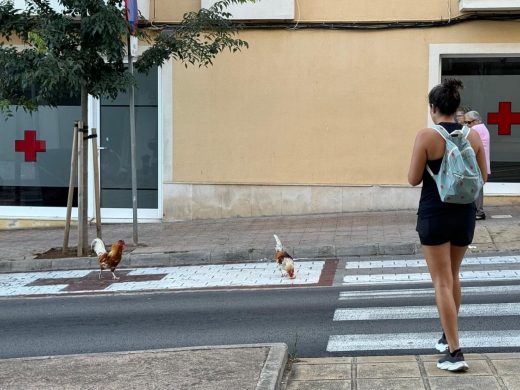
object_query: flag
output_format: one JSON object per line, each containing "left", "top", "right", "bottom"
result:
{"left": 125, "top": 0, "right": 138, "bottom": 34}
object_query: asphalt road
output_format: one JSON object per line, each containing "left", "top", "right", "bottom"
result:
{"left": 0, "top": 287, "right": 338, "bottom": 359}
{"left": 1, "top": 282, "right": 520, "bottom": 359}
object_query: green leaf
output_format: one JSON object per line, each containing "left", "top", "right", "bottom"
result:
{"left": 0, "top": 0, "right": 253, "bottom": 115}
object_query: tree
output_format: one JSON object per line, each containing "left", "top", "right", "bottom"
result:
{"left": 0, "top": 0, "right": 253, "bottom": 254}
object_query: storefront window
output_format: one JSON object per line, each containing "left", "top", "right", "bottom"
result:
{"left": 443, "top": 57, "right": 520, "bottom": 182}
{"left": 0, "top": 96, "right": 80, "bottom": 206}
{"left": 0, "top": 67, "right": 159, "bottom": 210}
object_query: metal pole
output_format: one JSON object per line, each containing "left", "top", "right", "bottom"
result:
{"left": 63, "top": 122, "right": 78, "bottom": 253}
{"left": 128, "top": 34, "right": 138, "bottom": 245}
{"left": 77, "top": 119, "right": 85, "bottom": 257}
{"left": 91, "top": 127, "right": 102, "bottom": 239}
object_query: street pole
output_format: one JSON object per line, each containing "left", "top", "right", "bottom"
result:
{"left": 63, "top": 122, "right": 78, "bottom": 253}
{"left": 128, "top": 34, "right": 138, "bottom": 245}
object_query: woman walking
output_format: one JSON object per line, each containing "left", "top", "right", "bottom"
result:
{"left": 408, "top": 79, "right": 488, "bottom": 371}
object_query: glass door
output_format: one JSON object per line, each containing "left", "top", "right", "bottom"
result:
{"left": 94, "top": 66, "right": 161, "bottom": 220}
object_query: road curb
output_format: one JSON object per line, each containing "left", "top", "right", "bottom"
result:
{"left": 0, "top": 243, "right": 422, "bottom": 273}
{"left": 256, "top": 343, "right": 288, "bottom": 390}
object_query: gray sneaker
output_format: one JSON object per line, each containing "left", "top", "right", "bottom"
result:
{"left": 437, "top": 349, "right": 469, "bottom": 372}
{"left": 435, "top": 332, "right": 448, "bottom": 353}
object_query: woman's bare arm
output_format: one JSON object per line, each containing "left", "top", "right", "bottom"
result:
{"left": 408, "top": 129, "right": 429, "bottom": 186}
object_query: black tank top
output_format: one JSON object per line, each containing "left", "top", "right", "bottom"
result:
{"left": 418, "top": 122, "right": 476, "bottom": 217}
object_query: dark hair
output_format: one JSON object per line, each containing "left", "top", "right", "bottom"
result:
{"left": 428, "top": 79, "right": 463, "bottom": 116}
{"left": 456, "top": 105, "right": 471, "bottom": 114}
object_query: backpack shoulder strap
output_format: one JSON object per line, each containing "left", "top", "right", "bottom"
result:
{"left": 461, "top": 125, "right": 471, "bottom": 138}
{"left": 425, "top": 125, "right": 450, "bottom": 178}
{"left": 426, "top": 164, "right": 435, "bottom": 178}
{"left": 431, "top": 124, "right": 450, "bottom": 140}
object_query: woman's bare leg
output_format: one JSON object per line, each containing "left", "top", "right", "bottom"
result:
{"left": 423, "top": 243, "right": 460, "bottom": 352}
{"left": 450, "top": 245, "right": 468, "bottom": 314}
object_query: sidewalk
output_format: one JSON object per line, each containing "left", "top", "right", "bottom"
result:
{"left": 0, "top": 344, "right": 287, "bottom": 390}
{"left": 283, "top": 354, "right": 520, "bottom": 390}
{"left": 1, "top": 205, "right": 520, "bottom": 272}
{"left": 1, "top": 206, "right": 520, "bottom": 390}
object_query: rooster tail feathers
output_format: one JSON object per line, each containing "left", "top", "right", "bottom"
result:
{"left": 273, "top": 234, "right": 283, "bottom": 252}
{"left": 91, "top": 238, "right": 107, "bottom": 256}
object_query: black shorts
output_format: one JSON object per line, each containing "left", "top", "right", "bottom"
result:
{"left": 416, "top": 210, "right": 476, "bottom": 246}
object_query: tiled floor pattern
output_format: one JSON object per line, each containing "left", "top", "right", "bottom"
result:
{"left": 0, "top": 260, "right": 330, "bottom": 297}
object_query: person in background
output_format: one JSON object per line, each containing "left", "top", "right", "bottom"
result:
{"left": 408, "top": 79, "right": 488, "bottom": 372}
{"left": 465, "top": 110, "right": 491, "bottom": 220}
{"left": 455, "top": 106, "right": 470, "bottom": 126}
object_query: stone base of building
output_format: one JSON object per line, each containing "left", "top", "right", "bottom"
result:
{"left": 163, "top": 183, "right": 423, "bottom": 221}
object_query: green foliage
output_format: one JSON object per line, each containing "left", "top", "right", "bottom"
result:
{"left": 0, "top": 0, "right": 254, "bottom": 114}
{"left": 136, "top": 0, "right": 252, "bottom": 73}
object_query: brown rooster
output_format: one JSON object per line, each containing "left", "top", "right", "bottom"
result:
{"left": 91, "top": 238, "right": 125, "bottom": 280}
{"left": 273, "top": 234, "right": 295, "bottom": 279}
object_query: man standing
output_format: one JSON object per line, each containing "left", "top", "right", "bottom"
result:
{"left": 465, "top": 110, "right": 491, "bottom": 220}
{"left": 455, "top": 106, "right": 470, "bottom": 125}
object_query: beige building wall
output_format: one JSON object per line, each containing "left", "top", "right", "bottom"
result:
{"left": 154, "top": 0, "right": 461, "bottom": 23}
{"left": 157, "top": 1, "right": 520, "bottom": 220}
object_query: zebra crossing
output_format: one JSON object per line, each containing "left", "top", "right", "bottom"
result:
{"left": 326, "top": 254, "right": 520, "bottom": 354}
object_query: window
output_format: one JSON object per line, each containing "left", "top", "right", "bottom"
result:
{"left": 459, "top": 0, "right": 520, "bottom": 11}
{"left": 201, "top": 0, "right": 294, "bottom": 20}
{"left": 442, "top": 56, "right": 520, "bottom": 183}
{"left": 0, "top": 97, "right": 81, "bottom": 206}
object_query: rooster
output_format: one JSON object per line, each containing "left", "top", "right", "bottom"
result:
{"left": 91, "top": 238, "right": 125, "bottom": 280}
{"left": 273, "top": 234, "right": 295, "bottom": 279}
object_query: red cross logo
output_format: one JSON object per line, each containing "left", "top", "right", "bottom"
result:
{"left": 15, "top": 130, "right": 46, "bottom": 162}
{"left": 487, "top": 102, "right": 520, "bottom": 136}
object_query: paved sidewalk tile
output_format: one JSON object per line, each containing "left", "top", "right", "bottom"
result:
{"left": 490, "top": 359, "right": 520, "bottom": 376}
{"left": 357, "top": 378, "right": 426, "bottom": 390}
{"left": 285, "top": 380, "right": 351, "bottom": 390}
{"left": 502, "top": 376, "right": 520, "bottom": 389}
{"left": 0, "top": 261, "right": 329, "bottom": 297}
{"left": 290, "top": 363, "right": 351, "bottom": 380}
{"left": 357, "top": 361, "right": 421, "bottom": 379}
{"left": 428, "top": 376, "right": 502, "bottom": 390}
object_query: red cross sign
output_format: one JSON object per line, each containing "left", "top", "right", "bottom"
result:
{"left": 15, "top": 130, "right": 46, "bottom": 162}
{"left": 487, "top": 102, "right": 520, "bottom": 136}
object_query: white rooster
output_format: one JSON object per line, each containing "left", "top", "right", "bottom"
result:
{"left": 273, "top": 234, "right": 295, "bottom": 279}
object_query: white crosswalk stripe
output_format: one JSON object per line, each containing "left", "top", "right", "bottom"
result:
{"left": 327, "top": 255, "right": 520, "bottom": 354}
{"left": 339, "top": 284, "right": 520, "bottom": 300}
{"left": 344, "top": 269, "right": 520, "bottom": 285}
{"left": 343, "top": 255, "right": 520, "bottom": 285}
{"left": 333, "top": 302, "right": 520, "bottom": 321}
{"left": 345, "top": 255, "right": 520, "bottom": 269}
{"left": 327, "top": 331, "right": 520, "bottom": 352}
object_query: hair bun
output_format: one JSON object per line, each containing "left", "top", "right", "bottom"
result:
{"left": 443, "top": 78, "right": 463, "bottom": 92}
